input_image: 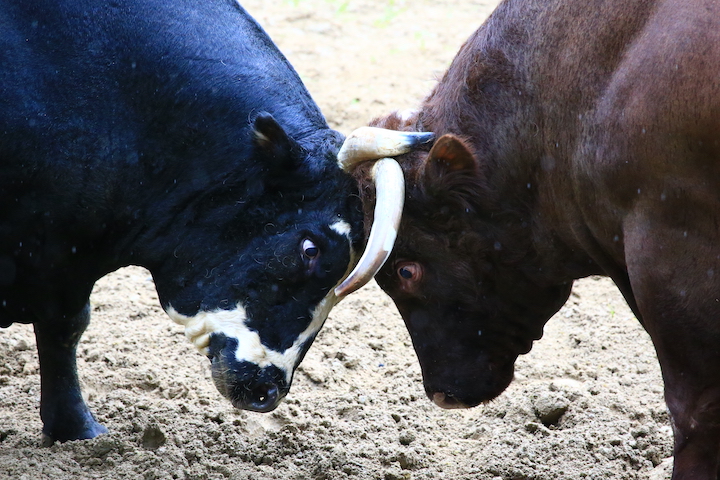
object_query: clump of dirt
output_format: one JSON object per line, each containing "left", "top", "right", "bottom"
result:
{"left": 0, "top": 1, "right": 673, "bottom": 479}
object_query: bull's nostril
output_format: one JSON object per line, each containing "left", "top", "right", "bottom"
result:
{"left": 218, "top": 360, "right": 287, "bottom": 413}
{"left": 431, "top": 392, "right": 467, "bottom": 410}
{"left": 432, "top": 392, "right": 448, "bottom": 406}
{"left": 249, "top": 382, "right": 279, "bottom": 412}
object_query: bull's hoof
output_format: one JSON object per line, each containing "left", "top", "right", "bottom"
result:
{"left": 40, "top": 433, "right": 54, "bottom": 447}
{"left": 40, "top": 419, "right": 108, "bottom": 446}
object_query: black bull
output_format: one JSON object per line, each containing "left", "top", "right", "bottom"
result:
{"left": 0, "top": 0, "right": 384, "bottom": 444}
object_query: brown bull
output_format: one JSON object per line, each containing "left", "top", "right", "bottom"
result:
{"left": 340, "top": 0, "right": 720, "bottom": 478}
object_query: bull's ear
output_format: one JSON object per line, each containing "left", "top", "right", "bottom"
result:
{"left": 252, "top": 112, "right": 304, "bottom": 174}
{"left": 421, "top": 135, "right": 485, "bottom": 211}
{"left": 422, "top": 134, "right": 477, "bottom": 178}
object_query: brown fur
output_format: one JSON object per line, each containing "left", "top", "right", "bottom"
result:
{"left": 355, "top": 0, "right": 720, "bottom": 478}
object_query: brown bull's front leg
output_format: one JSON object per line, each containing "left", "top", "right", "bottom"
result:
{"left": 641, "top": 312, "right": 720, "bottom": 480}
{"left": 624, "top": 217, "right": 720, "bottom": 480}
{"left": 665, "top": 385, "right": 720, "bottom": 480}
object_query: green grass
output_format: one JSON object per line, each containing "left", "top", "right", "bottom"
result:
{"left": 374, "top": 1, "right": 407, "bottom": 28}
{"left": 282, "top": 0, "right": 408, "bottom": 24}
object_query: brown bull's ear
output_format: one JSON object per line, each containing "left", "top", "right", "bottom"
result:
{"left": 422, "top": 134, "right": 477, "bottom": 179}
{"left": 421, "top": 134, "right": 485, "bottom": 211}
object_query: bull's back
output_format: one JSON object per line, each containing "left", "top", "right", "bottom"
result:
{"left": 0, "top": 0, "right": 327, "bottom": 232}
{"left": 0, "top": 0, "right": 324, "bottom": 159}
{"left": 573, "top": 0, "right": 720, "bottom": 260}
{"left": 589, "top": 0, "right": 720, "bottom": 174}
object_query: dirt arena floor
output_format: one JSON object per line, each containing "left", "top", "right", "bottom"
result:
{"left": 0, "top": 1, "right": 675, "bottom": 479}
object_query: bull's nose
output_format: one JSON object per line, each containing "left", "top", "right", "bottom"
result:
{"left": 431, "top": 392, "right": 469, "bottom": 409}
{"left": 207, "top": 334, "right": 288, "bottom": 412}
{"left": 246, "top": 382, "right": 280, "bottom": 413}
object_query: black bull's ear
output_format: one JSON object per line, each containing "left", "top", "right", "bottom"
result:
{"left": 252, "top": 112, "right": 307, "bottom": 189}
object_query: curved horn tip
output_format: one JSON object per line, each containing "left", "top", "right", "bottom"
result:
{"left": 406, "top": 131, "right": 435, "bottom": 146}
{"left": 337, "top": 128, "right": 437, "bottom": 170}
{"left": 334, "top": 281, "right": 357, "bottom": 299}
{"left": 334, "top": 270, "right": 379, "bottom": 297}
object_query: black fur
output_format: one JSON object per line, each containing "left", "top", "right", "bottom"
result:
{"left": 0, "top": 0, "right": 363, "bottom": 441}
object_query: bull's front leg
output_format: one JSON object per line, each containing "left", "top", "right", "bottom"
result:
{"left": 666, "top": 386, "right": 720, "bottom": 480}
{"left": 33, "top": 302, "right": 107, "bottom": 444}
{"left": 624, "top": 217, "right": 720, "bottom": 480}
{"left": 656, "top": 344, "right": 720, "bottom": 480}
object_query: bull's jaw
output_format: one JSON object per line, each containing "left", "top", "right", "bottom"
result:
{"left": 421, "top": 357, "right": 516, "bottom": 410}
{"left": 164, "top": 291, "right": 340, "bottom": 411}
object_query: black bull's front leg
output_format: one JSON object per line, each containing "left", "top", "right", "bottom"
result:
{"left": 33, "top": 302, "right": 107, "bottom": 444}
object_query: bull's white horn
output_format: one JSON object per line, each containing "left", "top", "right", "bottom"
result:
{"left": 337, "top": 127, "right": 434, "bottom": 170}
{"left": 335, "top": 158, "right": 404, "bottom": 297}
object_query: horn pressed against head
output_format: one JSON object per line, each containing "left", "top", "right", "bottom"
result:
{"left": 337, "top": 127, "right": 434, "bottom": 170}
{"left": 335, "top": 158, "right": 405, "bottom": 297}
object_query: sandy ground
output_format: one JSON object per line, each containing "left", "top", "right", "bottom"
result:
{"left": 0, "top": 1, "right": 675, "bottom": 479}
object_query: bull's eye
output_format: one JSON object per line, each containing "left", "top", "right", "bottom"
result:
{"left": 397, "top": 262, "right": 422, "bottom": 282}
{"left": 301, "top": 238, "right": 319, "bottom": 259}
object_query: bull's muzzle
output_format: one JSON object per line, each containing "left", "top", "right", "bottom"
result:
{"left": 208, "top": 333, "right": 288, "bottom": 413}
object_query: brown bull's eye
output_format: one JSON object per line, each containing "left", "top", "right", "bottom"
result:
{"left": 399, "top": 267, "right": 413, "bottom": 279}
{"left": 397, "top": 262, "right": 422, "bottom": 282}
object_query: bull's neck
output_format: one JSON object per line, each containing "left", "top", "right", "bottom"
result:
{"left": 419, "top": 0, "right": 635, "bottom": 284}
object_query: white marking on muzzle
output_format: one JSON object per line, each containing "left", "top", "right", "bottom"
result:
{"left": 166, "top": 295, "right": 343, "bottom": 384}
{"left": 165, "top": 221, "right": 359, "bottom": 384}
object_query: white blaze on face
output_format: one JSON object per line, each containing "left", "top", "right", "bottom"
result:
{"left": 330, "top": 219, "right": 352, "bottom": 237}
{"left": 329, "top": 219, "right": 358, "bottom": 303}
{"left": 164, "top": 219, "right": 358, "bottom": 384}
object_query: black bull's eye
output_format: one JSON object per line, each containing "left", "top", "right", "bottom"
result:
{"left": 302, "top": 238, "right": 319, "bottom": 258}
